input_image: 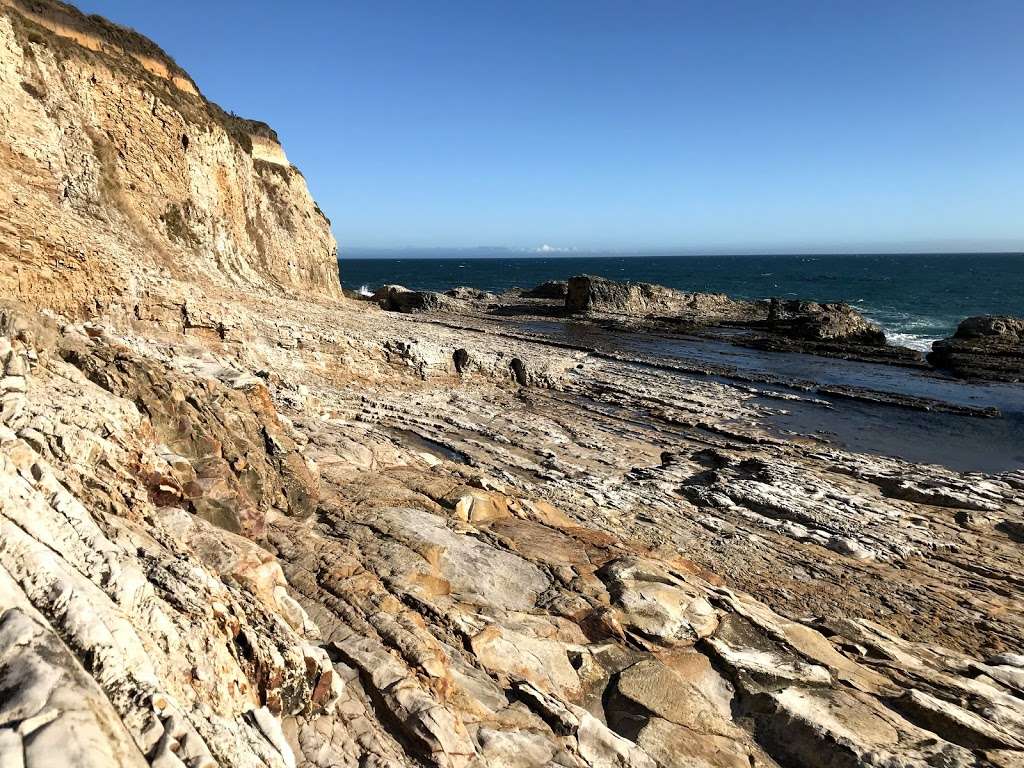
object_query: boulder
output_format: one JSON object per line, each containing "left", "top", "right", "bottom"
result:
{"left": 927, "top": 315, "right": 1024, "bottom": 381}
{"left": 764, "top": 299, "right": 887, "bottom": 345}
{"left": 522, "top": 280, "right": 568, "bottom": 300}
{"left": 599, "top": 558, "right": 719, "bottom": 645}
{"left": 373, "top": 285, "right": 462, "bottom": 313}
{"left": 444, "top": 286, "right": 497, "bottom": 302}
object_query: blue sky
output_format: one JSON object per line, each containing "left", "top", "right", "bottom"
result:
{"left": 78, "top": 0, "right": 1023, "bottom": 254}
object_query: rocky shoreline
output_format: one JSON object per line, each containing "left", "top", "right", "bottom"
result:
{"left": 368, "top": 275, "right": 1024, "bottom": 380}
{"left": 5, "top": 278, "right": 1024, "bottom": 768}
{"left": 2, "top": 3, "right": 1024, "bottom": 768}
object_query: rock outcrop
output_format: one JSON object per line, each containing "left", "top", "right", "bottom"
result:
{"left": 928, "top": 315, "right": 1024, "bottom": 381}
{"left": 445, "top": 286, "right": 499, "bottom": 303}
{"left": 0, "top": 0, "right": 341, "bottom": 315}
{"left": 3, "top": 298, "right": 1024, "bottom": 768}
{"left": 522, "top": 280, "right": 568, "bottom": 300}
{"left": 763, "top": 298, "right": 887, "bottom": 345}
{"left": 563, "top": 275, "right": 890, "bottom": 354}
{"left": 373, "top": 285, "right": 465, "bottom": 313}
{"left": 566, "top": 274, "right": 751, "bottom": 320}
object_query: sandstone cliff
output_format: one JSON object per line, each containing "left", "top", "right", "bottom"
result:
{"left": 0, "top": 0, "right": 341, "bottom": 315}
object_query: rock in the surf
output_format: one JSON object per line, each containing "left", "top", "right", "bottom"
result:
{"left": 565, "top": 274, "right": 753, "bottom": 320}
{"left": 928, "top": 315, "right": 1024, "bottom": 381}
{"left": 565, "top": 276, "right": 886, "bottom": 347}
{"left": 764, "top": 299, "right": 887, "bottom": 345}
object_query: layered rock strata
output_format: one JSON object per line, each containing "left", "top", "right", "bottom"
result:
{"left": 563, "top": 275, "right": 888, "bottom": 348}
{"left": 3, "top": 286, "right": 1024, "bottom": 768}
{"left": 0, "top": 0, "right": 340, "bottom": 315}
{"left": 929, "top": 315, "right": 1024, "bottom": 381}
{"left": 566, "top": 274, "right": 755, "bottom": 321}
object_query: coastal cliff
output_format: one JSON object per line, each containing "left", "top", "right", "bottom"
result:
{"left": 0, "top": 0, "right": 340, "bottom": 316}
{"left": 2, "top": 4, "right": 1024, "bottom": 768}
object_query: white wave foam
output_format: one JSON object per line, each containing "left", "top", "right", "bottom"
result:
{"left": 885, "top": 332, "right": 937, "bottom": 352}
{"left": 358, "top": 285, "right": 373, "bottom": 297}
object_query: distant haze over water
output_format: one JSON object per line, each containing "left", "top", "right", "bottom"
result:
{"left": 340, "top": 253, "right": 1024, "bottom": 352}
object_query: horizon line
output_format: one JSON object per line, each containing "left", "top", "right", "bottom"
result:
{"left": 340, "top": 248, "right": 1024, "bottom": 260}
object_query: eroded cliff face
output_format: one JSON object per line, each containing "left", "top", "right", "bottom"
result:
{"left": 0, "top": 0, "right": 341, "bottom": 315}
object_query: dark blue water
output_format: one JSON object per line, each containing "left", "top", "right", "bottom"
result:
{"left": 340, "top": 253, "right": 1024, "bottom": 350}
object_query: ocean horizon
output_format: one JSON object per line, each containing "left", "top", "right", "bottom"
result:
{"left": 341, "top": 252, "right": 1024, "bottom": 352}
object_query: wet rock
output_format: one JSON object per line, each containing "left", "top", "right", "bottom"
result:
{"left": 928, "top": 315, "right": 1024, "bottom": 381}
{"left": 561, "top": 277, "right": 893, "bottom": 360}
{"left": 763, "top": 299, "right": 887, "bottom": 345}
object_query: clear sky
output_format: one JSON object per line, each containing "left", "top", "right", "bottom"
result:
{"left": 77, "top": 0, "right": 1023, "bottom": 254}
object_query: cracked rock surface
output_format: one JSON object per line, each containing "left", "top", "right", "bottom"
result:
{"left": 2, "top": 289, "right": 1023, "bottom": 768}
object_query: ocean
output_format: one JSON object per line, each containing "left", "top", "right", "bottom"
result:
{"left": 340, "top": 252, "right": 1024, "bottom": 351}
